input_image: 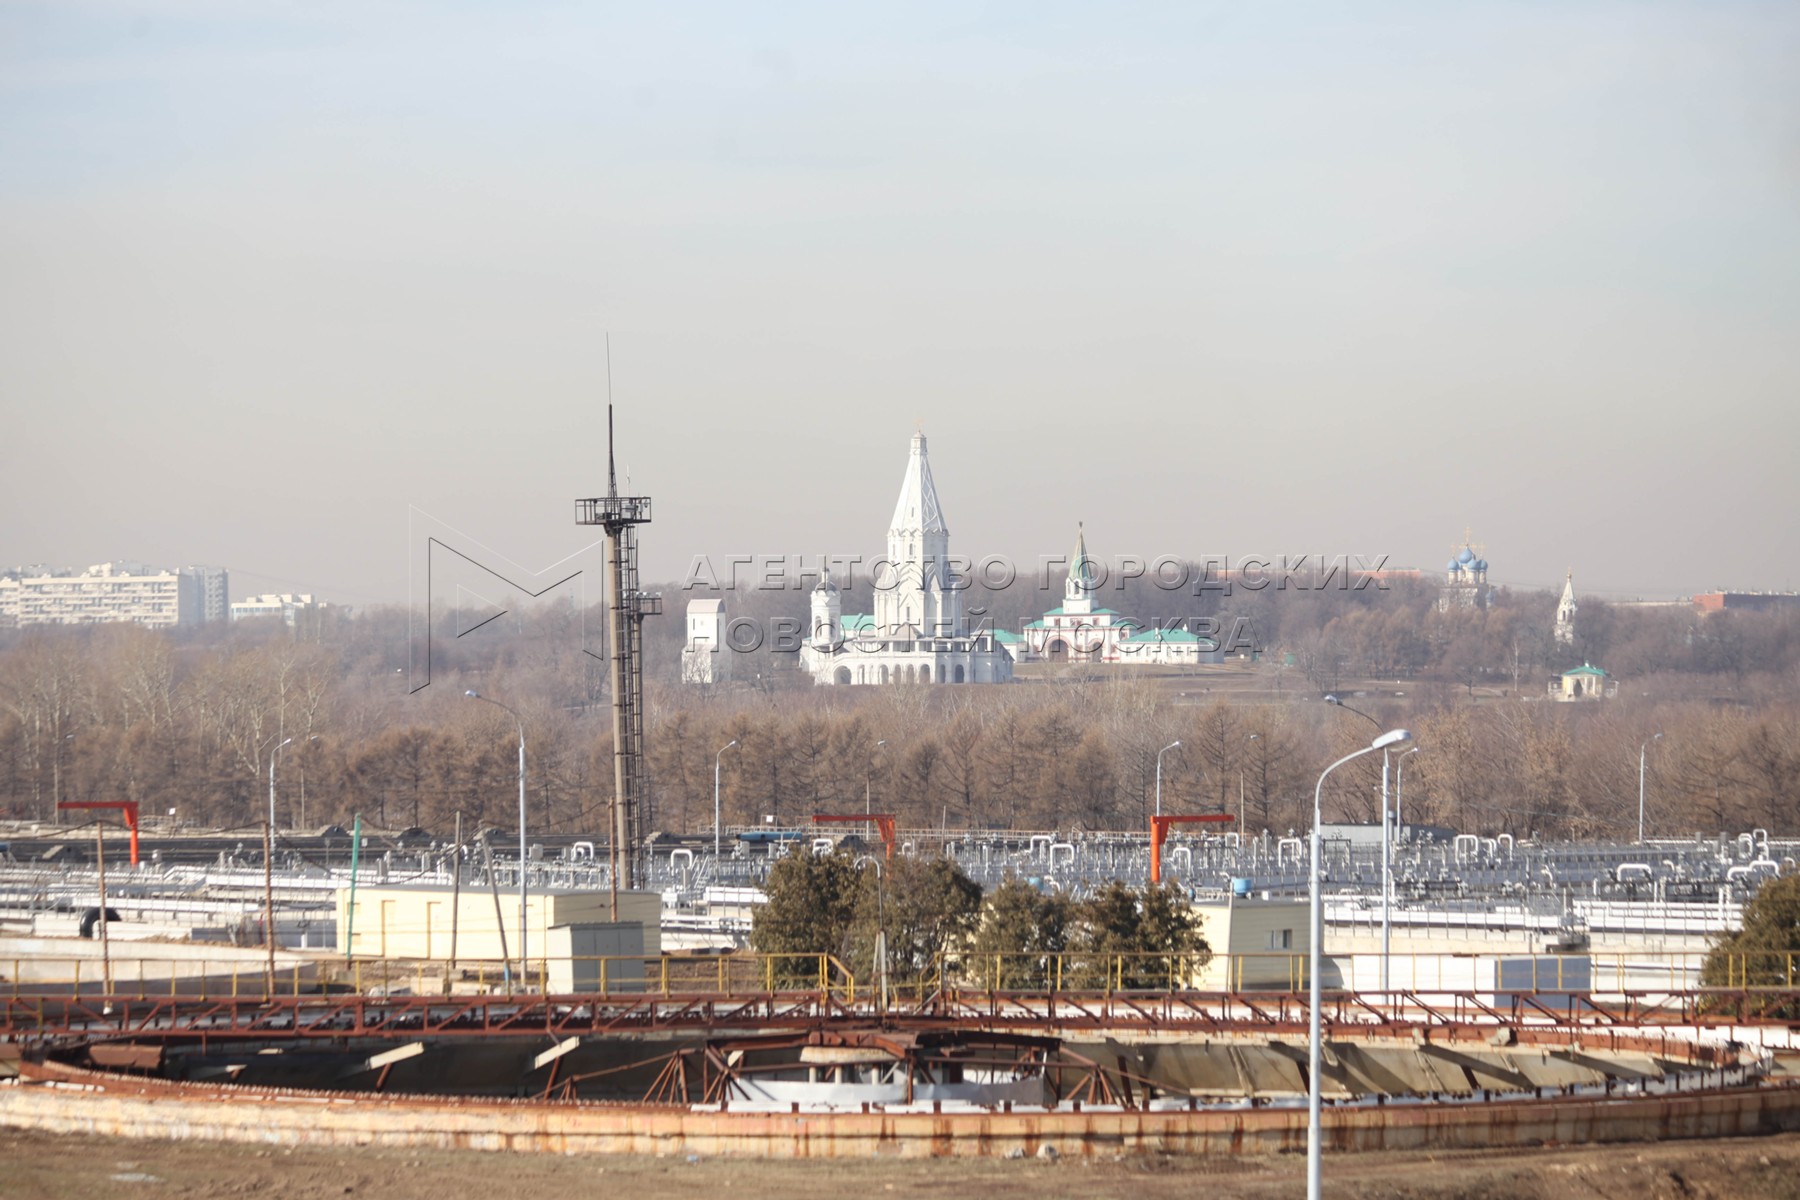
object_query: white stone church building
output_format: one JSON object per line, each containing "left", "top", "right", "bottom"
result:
{"left": 799, "top": 433, "right": 1013, "bottom": 686}
{"left": 1019, "top": 523, "right": 1214, "bottom": 666}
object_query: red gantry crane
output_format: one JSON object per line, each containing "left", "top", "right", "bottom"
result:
{"left": 1149, "top": 812, "right": 1234, "bottom": 884}
{"left": 811, "top": 813, "right": 897, "bottom": 861}
{"left": 57, "top": 801, "right": 141, "bottom": 867}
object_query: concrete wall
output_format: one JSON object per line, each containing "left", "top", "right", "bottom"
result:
{"left": 0, "top": 934, "right": 318, "bottom": 992}
{"left": 6, "top": 1067, "right": 1799, "bottom": 1158}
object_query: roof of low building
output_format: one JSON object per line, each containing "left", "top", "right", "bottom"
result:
{"left": 1123, "top": 627, "right": 1201, "bottom": 644}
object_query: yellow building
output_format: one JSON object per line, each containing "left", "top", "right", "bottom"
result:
{"left": 335, "top": 884, "right": 661, "bottom": 965}
{"left": 1190, "top": 894, "right": 1310, "bottom": 990}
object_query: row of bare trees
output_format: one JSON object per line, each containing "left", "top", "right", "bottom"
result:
{"left": 1, "top": 592, "right": 1796, "bottom": 840}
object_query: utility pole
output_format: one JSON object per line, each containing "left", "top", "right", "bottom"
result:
{"left": 263, "top": 818, "right": 276, "bottom": 997}
{"left": 464, "top": 692, "right": 529, "bottom": 986}
{"left": 479, "top": 834, "right": 514, "bottom": 989}
{"left": 448, "top": 811, "right": 463, "bottom": 987}
{"left": 94, "top": 821, "right": 112, "bottom": 997}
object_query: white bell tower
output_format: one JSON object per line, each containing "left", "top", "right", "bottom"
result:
{"left": 811, "top": 575, "right": 842, "bottom": 649}
{"left": 875, "top": 431, "right": 961, "bottom": 639}
{"left": 1554, "top": 570, "right": 1578, "bottom": 646}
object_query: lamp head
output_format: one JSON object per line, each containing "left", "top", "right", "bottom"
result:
{"left": 1371, "top": 728, "right": 1413, "bottom": 751}
{"left": 464, "top": 689, "right": 480, "bottom": 699}
{"left": 1324, "top": 694, "right": 1340, "bottom": 705}
{"left": 726, "top": 739, "right": 738, "bottom": 750}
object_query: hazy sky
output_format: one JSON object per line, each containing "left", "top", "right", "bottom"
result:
{"left": 4, "top": 1, "right": 1797, "bottom": 607}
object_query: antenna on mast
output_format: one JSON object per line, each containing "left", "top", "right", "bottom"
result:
{"left": 608, "top": 405, "right": 618, "bottom": 498}
{"left": 606, "top": 333, "right": 618, "bottom": 498}
{"left": 574, "top": 332, "right": 658, "bottom": 905}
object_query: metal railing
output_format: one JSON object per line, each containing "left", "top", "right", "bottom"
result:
{"left": 905, "top": 948, "right": 1800, "bottom": 998}
{"left": 1, "top": 952, "right": 856, "bottom": 1002}
{"left": 7, "top": 949, "right": 1800, "bottom": 1002}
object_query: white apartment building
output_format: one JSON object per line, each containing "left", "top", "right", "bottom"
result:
{"left": 0, "top": 562, "right": 227, "bottom": 629}
{"left": 182, "top": 564, "right": 230, "bottom": 625}
{"left": 230, "top": 592, "right": 322, "bottom": 627}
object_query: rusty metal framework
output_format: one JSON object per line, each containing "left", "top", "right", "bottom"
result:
{"left": 539, "top": 1029, "right": 1164, "bottom": 1107}
{"left": 7, "top": 984, "right": 1800, "bottom": 1046}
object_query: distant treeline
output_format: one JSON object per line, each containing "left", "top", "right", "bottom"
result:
{"left": 0, "top": 578, "right": 1795, "bottom": 840}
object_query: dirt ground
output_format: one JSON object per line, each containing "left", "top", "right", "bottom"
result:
{"left": 5, "top": 1128, "right": 1800, "bottom": 1200}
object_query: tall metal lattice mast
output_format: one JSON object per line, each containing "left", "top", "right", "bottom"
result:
{"left": 575, "top": 404, "right": 660, "bottom": 906}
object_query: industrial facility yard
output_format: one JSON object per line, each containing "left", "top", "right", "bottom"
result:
{"left": 6, "top": 825, "right": 1800, "bottom": 1172}
{"left": 6, "top": 1126, "right": 1800, "bottom": 1200}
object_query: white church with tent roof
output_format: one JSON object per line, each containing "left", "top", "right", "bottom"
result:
{"left": 1020, "top": 523, "right": 1214, "bottom": 667}
{"left": 789, "top": 433, "right": 1214, "bottom": 685}
{"left": 797, "top": 432, "right": 1014, "bottom": 686}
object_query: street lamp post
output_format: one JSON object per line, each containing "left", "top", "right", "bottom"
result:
{"left": 269, "top": 735, "right": 319, "bottom": 834}
{"left": 268, "top": 738, "right": 292, "bottom": 836}
{"left": 1310, "top": 727, "right": 1412, "bottom": 1200}
{"left": 1324, "top": 696, "right": 1397, "bottom": 990}
{"left": 466, "top": 691, "right": 527, "bottom": 990}
{"left": 1638, "top": 733, "right": 1663, "bottom": 844}
{"left": 714, "top": 739, "right": 739, "bottom": 860}
{"left": 866, "top": 740, "right": 887, "bottom": 815}
{"left": 1155, "top": 740, "right": 1181, "bottom": 818}
{"left": 1239, "top": 733, "right": 1261, "bottom": 831}
{"left": 1394, "top": 746, "right": 1421, "bottom": 830}
{"left": 52, "top": 732, "right": 75, "bottom": 821}
{"left": 866, "top": 857, "right": 888, "bottom": 1014}
{"left": 1391, "top": 745, "right": 1422, "bottom": 987}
